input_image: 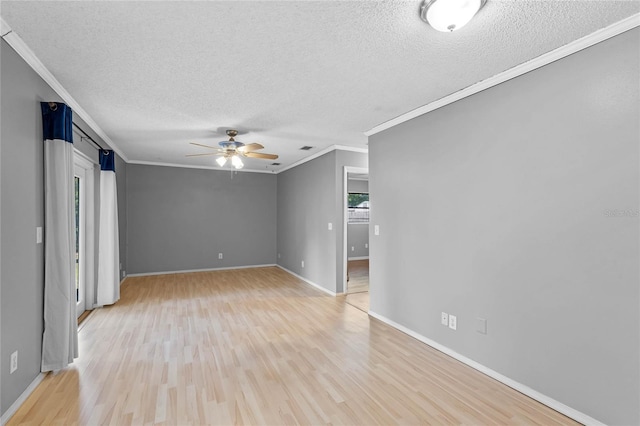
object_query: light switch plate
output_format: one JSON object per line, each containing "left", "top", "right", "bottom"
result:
{"left": 36, "top": 227, "right": 43, "bottom": 244}
{"left": 476, "top": 318, "right": 487, "bottom": 334}
{"left": 441, "top": 312, "right": 449, "bottom": 326}
{"left": 449, "top": 315, "right": 457, "bottom": 330}
{"left": 328, "top": 222, "right": 332, "bottom": 230}
{"left": 374, "top": 225, "right": 380, "bottom": 236}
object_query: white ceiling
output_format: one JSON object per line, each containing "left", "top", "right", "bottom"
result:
{"left": 2, "top": 1, "right": 638, "bottom": 172}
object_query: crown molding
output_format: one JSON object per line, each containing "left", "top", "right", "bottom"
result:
{"left": 365, "top": 13, "right": 640, "bottom": 137}
{"left": 0, "top": 17, "right": 129, "bottom": 161}
{"left": 276, "top": 145, "right": 368, "bottom": 174}
{"left": 127, "top": 160, "right": 277, "bottom": 174}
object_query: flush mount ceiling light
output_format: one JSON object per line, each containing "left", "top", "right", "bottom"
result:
{"left": 420, "top": 0, "right": 487, "bottom": 32}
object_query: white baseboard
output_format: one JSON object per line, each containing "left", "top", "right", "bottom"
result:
{"left": 367, "top": 311, "right": 605, "bottom": 426}
{"left": 276, "top": 265, "right": 337, "bottom": 296}
{"left": 348, "top": 256, "right": 369, "bottom": 261}
{"left": 126, "top": 264, "right": 277, "bottom": 278}
{"left": 1, "top": 372, "right": 47, "bottom": 425}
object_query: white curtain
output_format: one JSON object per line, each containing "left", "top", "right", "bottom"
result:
{"left": 41, "top": 102, "right": 78, "bottom": 372}
{"left": 97, "top": 150, "right": 120, "bottom": 305}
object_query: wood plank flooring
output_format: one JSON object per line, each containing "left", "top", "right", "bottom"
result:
{"left": 346, "top": 259, "right": 369, "bottom": 294}
{"left": 8, "top": 267, "right": 577, "bottom": 425}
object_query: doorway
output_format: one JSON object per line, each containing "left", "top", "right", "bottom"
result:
{"left": 343, "top": 167, "right": 369, "bottom": 313}
{"left": 73, "top": 150, "right": 95, "bottom": 318}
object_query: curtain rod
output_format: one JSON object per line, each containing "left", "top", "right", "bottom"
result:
{"left": 72, "top": 121, "right": 109, "bottom": 154}
{"left": 46, "top": 101, "right": 109, "bottom": 153}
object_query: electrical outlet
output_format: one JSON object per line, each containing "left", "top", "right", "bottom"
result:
{"left": 301, "top": 260, "right": 305, "bottom": 268}
{"left": 374, "top": 225, "right": 380, "bottom": 236}
{"left": 10, "top": 351, "right": 17, "bottom": 374}
{"left": 218, "top": 253, "right": 223, "bottom": 260}
{"left": 278, "top": 253, "right": 281, "bottom": 259}
{"left": 441, "top": 312, "right": 449, "bottom": 326}
{"left": 121, "top": 270, "right": 126, "bottom": 279}
{"left": 36, "top": 227, "right": 43, "bottom": 244}
{"left": 476, "top": 318, "right": 487, "bottom": 334}
{"left": 328, "top": 222, "right": 333, "bottom": 230}
{"left": 351, "top": 246, "right": 355, "bottom": 252}
{"left": 365, "top": 243, "right": 368, "bottom": 249}
{"left": 449, "top": 315, "right": 457, "bottom": 330}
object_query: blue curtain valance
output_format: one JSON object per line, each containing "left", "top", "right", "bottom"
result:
{"left": 100, "top": 150, "right": 116, "bottom": 172}
{"left": 40, "top": 102, "right": 73, "bottom": 143}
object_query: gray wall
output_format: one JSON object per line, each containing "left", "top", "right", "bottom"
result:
{"left": 347, "top": 224, "right": 368, "bottom": 259}
{"left": 126, "top": 165, "right": 276, "bottom": 274}
{"left": 347, "top": 179, "right": 368, "bottom": 193}
{"left": 277, "top": 152, "right": 337, "bottom": 292}
{"left": 277, "top": 150, "right": 367, "bottom": 293}
{"left": 368, "top": 28, "right": 639, "bottom": 425}
{"left": 1, "top": 40, "right": 126, "bottom": 416}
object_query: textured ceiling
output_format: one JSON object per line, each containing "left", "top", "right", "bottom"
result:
{"left": 2, "top": 1, "right": 639, "bottom": 172}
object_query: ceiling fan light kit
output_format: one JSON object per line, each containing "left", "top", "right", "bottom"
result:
{"left": 187, "top": 129, "right": 278, "bottom": 170}
{"left": 420, "top": 0, "right": 486, "bottom": 32}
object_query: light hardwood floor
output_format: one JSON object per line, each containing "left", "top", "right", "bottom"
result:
{"left": 8, "top": 267, "right": 577, "bottom": 425}
{"left": 346, "top": 259, "right": 369, "bottom": 313}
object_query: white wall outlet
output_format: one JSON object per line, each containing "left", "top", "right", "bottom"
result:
{"left": 36, "top": 226, "right": 43, "bottom": 244}
{"left": 301, "top": 260, "right": 305, "bottom": 268}
{"left": 441, "top": 312, "right": 449, "bottom": 326}
{"left": 351, "top": 246, "right": 355, "bottom": 252}
{"left": 218, "top": 253, "right": 223, "bottom": 260}
{"left": 476, "top": 317, "right": 487, "bottom": 334}
{"left": 10, "top": 351, "right": 18, "bottom": 374}
{"left": 365, "top": 243, "right": 368, "bottom": 249}
{"left": 374, "top": 225, "right": 380, "bottom": 236}
{"left": 278, "top": 253, "right": 281, "bottom": 259}
{"left": 449, "top": 315, "right": 457, "bottom": 330}
{"left": 121, "top": 270, "right": 126, "bottom": 279}
{"left": 328, "top": 222, "right": 333, "bottom": 230}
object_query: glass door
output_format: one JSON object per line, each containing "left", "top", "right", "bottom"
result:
{"left": 74, "top": 165, "right": 86, "bottom": 318}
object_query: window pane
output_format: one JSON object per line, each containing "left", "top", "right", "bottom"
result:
{"left": 348, "top": 192, "right": 369, "bottom": 223}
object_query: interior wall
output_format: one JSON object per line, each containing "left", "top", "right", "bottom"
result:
{"left": 347, "top": 224, "right": 369, "bottom": 259}
{"left": 347, "top": 179, "right": 368, "bottom": 193}
{"left": 126, "top": 164, "right": 277, "bottom": 274}
{"left": 0, "top": 40, "right": 126, "bottom": 416}
{"left": 368, "top": 28, "right": 639, "bottom": 425}
{"left": 277, "top": 151, "right": 337, "bottom": 292}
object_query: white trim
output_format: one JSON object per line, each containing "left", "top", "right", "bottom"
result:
{"left": 277, "top": 145, "right": 368, "bottom": 174}
{"left": 365, "top": 14, "right": 640, "bottom": 136}
{"left": 343, "top": 166, "right": 369, "bottom": 294}
{"left": 276, "top": 265, "right": 337, "bottom": 296}
{"left": 125, "top": 264, "right": 277, "bottom": 277}
{"left": 1, "top": 372, "right": 47, "bottom": 425}
{"left": 0, "top": 18, "right": 128, "bottom": 162}
{"left": 348, "top": 256, "right": 369, "bottom": 261}
{"left": 347, "top": 222, "right": 369, "bottom": 226}
{"left": 367, "top": 311, "right": 606, "bottom": 426}
{"left": 127, "top": 160, "right": 276, "bottom": 174}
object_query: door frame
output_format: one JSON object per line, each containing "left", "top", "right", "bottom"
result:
{"left": 74, "top": 149, "right": 96, "bottom": 315}
{"left": 342, "top": 166, "right": 369, "bottom": 294}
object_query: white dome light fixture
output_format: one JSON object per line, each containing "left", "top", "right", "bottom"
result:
{"left": 420, "top": 0, "right": 487, "bottom": 32}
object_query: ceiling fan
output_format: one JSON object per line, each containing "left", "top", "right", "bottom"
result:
{"left": 186, "top": 129, "right": 278, "bottom": 169}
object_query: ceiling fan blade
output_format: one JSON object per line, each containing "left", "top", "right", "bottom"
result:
{"left": 185, "top": 153, "right": 217, "bottom": 157}
{"left": 238, "top": 143, "right": 264, "bottom": 153}
{"left": 244, "top": 152, "right": 279, "bottom": 160}
{"left": 189, "top": 142, "right": 219, "bottom": 150}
